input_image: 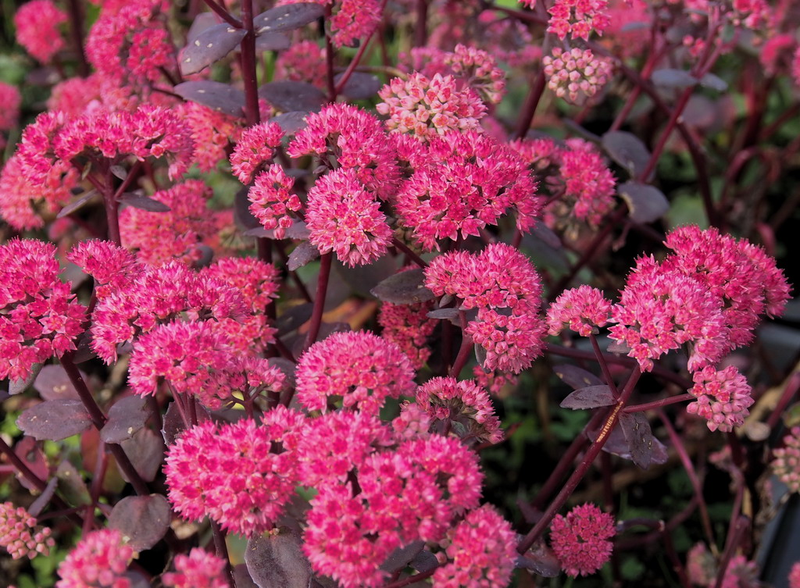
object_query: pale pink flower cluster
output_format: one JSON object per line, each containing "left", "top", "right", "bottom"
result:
{"left": 550, "top": 503, "right": 615, "bottom": 577}
{"left": 395, "top": 130, "right": 541, "bottom": 251}
{"left": 162, "top": 548, "right": 229, "bottom": 588}
{"left": 247, "top": 164, "right": 302, "bottom": 239}
{"left": 687, "top": 365, "right": 754, "bottom": 433}
{"left": 686, "top": 542, "right": 759, "bottom": 588}
{"left": 378, "top": 296, "right": 436, "bottom": 369}
{"left": 772, "top": 426, "right": 800, "bottom": 493}
{"left": 295, "top": 331, "right": 417, "bottom": 414}
{"left": 305, "top": 168, "right": 393, "bottom": 266}
{"left": 0, "top": 82, "right": 21, "bottom": 134}
{"left": 547, "top": 285, "right": 612, "bottom": 336}
{"left": 445, "top": 44, "right": 507, "bottom": 104}
{"left": 178, "top": 102, "right": 242, "bottom": 173}
{"left": 47, "top": 75, "right": 106, "bottom": 117}
{"left": 165, "top": 408, "right": 306, "bottom": 537}
{"left": 548, "top": 0, "right": 611, "bottom": 40}
{"left": 0, "top": 155, "right": 72, "bottom": 231}
{"left": 229, "top": 121, "right": 285, "bottom": 184}
{"left": 0, "top": 239, "right": 86, "bottom": 382}
{"left": 274, "top": 40, "right": 327, "bottom": 88}
{"left": 686, "top": 543, "right": 716, "bottom": 587}
{"left": 55, "top": 529, "right": 134, "bottom": 588}
{"left": 426, "top": 243, "right": 547, "bottom": 373}
{"left": 120, "top": 180, "right": 219, "bottom": 266}
{"left": 14, "top": 0, "right": 66, "bottom": 63}
{"left": 416, "top": 377, "right": 503, "bottom": 444}
{"left": 433, "top": 504, "right": 518, "bottom": 588}
{"left": 377, "top": 73, "right": 487, "bottom": 139}
{"left": 555, "top": 139, "right": 617, "bottom": 225}
{"left": 277, "top": 0, "right": 380, "bottom": 47}
{"left": 543, "top": 47, "right": 613, "bottom": 104}
{"left": 0, "top": 502, "right": 55, "bottom": 560}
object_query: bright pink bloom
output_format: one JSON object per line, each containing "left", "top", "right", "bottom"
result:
{"left": 760, "top": 34, "right": 797, "bottom": 75}
{"left": 15, "top": 111, "right": 79, "bottom": 196}
{"left": 274, "top": 40, "right": 327, "bottom": 87}
{"left": 305, "top": 168, "right": 393, "bottom": 267}
{"left": 376, "top": 73, "right": 487, "bottom": 139}
{"left": 248, "top": 164, "right": 303, "bottom": 239}
{"left": 0, "top": 83, "right": 21, "bottom": 131}
{"left": 0, "top": 155, "right": 72, "bottom": 231}
{"left": 0, "top": 239, "right": 86, "bottom": 382}
{"left": 416, "top": 377, "right": 503, "bottom": 444}
{"left": 287, "top": 103, "right": 400, "bottom": 199}
{"left": 0, "top": 502, "right": 55, "bottom": 560}
{"left": 297, "top": 411, "right": 394, "bottom": 487}
{"left": 392, "top": 402, "right": 433, "bottom": 440}
{"left": 509, "top": 136, "right": 561, "bottom": 171}
{"left": 687, "top": 365, "right": 753, "bottom": 433}
{"left": 14, "top": 0, "right": 66, "bottom": 63}
{"left": 686, "top": 543, "right": 716, "bottom": 587}
{"left": 609, "top": 257, "right": 728, "bottom": 372}
{"left": 56, "top": 529, "right": 134, "bottom": 588}
{"left": 295, "top": 331, "right": 416, "bottom": 414}
{"left": 165, "top": 409, "right": 306, "bottom": 537}
{"left": 329, "top": 0, "right": 382, "bottom": 47}
{"left": 378, "top": 297, "right": 436, "bottom": 369}
{"left": 789, "top": 562, "right": 800, "bottom": 588}
{"left": 550, "top": 503, "right": 615, "bottom": 577}
{"left": 543, "top": 47, "right": 613, "bottom": 105}
{"left": 68, "top": 240, "right": 143, "bottom": 299}
{"left": 433, "top": 504, "right": 517, "bottom": 588}
{"left": 473, "top": 366, "right": 519, "bottom": 397}
{"left": 395, "top": 131, "right": 541, "bottom": 251}
{"left": 120, "top": 180, "right": 218, "bottom": 266}
{"left": 547, "top": 0, "right": 610, "bottom": 40}
{"left": 547, "top": 285, "right": 611, "bottom": 336}
{"left": 772, "top": 427, "right": 800, "bottom": 493}
{"left": 47, "top": 75, "right": 105, "bottom": 117}
{"left": 162, "top": 548, "right": 229, "bottom": 588}
{"left": 229, "top": 121, "right": 285, "bottom": 184}
{"left": 177, "top": 102, "right": 242, "bottom": 173}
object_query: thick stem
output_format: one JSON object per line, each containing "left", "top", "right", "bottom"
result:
{"left": 513, "top": 69, "right": 547, "bottom": 140}
{"left": 304, "top": 252, "right": 333, "bottom": 349}
{"left": 201, "top": 0, "right": 242, "bottom": 28}
{"left": 518, "top": 368, "right": 641, "bottom": 554}
{"left": 65, "top": 0, "right": 89, "bottom": 76}
{"left": 392, "top": 237, "right": 428, "bottom": 268}
{"left": 413, "top": 0, "right": 428, "bottom": 47}
{"left": 623, "top": 393, "right": 693, "bottom": 413}
{"left": 211, "top": 521, "right": 237, "bottom": 588}
{"left": 590, "top": 333, "right": 617, "bottom": 397}
{"left": 449, "top": 311, "right": 473, "bottom": 377}
{"left": 240, "top": 0, "right": 261, "bottom": 126}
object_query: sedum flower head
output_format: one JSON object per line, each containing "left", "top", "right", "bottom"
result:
{"left": 547, "top": 0, "right": 611, "bottom": 41}
{"left": 433, "top": 504, "right": 518, "bottom": 588}
{"left": 378, "top": 295, "right": 436, "bottom": 369}
{"left": 14, "top": 0, "right": 66, "bottom": 63}
{"left": 543, "top": 47, "right": 613, "bottom": 104}
{"left": 162, "top": 548, "right": 229, "bottom": 588}
{"left": 772, "top": 426, "right": 800, "bottom": 493}
{"left": 295, "top": 331, "right": 416, "bottom": 414}
{"left": 0, "top": 239, "right": 86, "bottom": 382}
{"left": 177, "top": 102, "right": 242, "bottom": 173}
{"left": 547, "top": 285, "right": 612, "bottom": 336}
{"left": 416, "top": 377, "right": 503, "bottom": 444}
{"left": 0, "top": 82, "right": 21, "bottom": 133}
{"left": 56, "top": 528, "right": 134, "bottom": 588}
{"left": 550, "top": 503, "right": 615, "bottom": 577}
{"left": 229, "top": 121, "right": 284, "bottom": 184}
{"left": 165, "top": 409, "right": 306, "bottom": 537}
{"left": 305, "top": 168, "right": 393, "bottom": 267}
{"left": 248, "top": 164, "right": 302, "bottom": 239}
{"left": 687, "top": 365, "right": 754, "bottom": 433}
{"left": 0, "top": 502, "right": 55, "bottom": 560}
{"left": 68, "top": 240, "right": 143, "bottom": 300}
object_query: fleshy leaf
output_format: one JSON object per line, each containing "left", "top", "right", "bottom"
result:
{"left": 700, "top": 72, "right": 727, "bottom": 92}
{"left": 335, "top": 72, "right": 382, "bottom": 100}
{"left": 270, "top": 111, "right": 309, "bottom": 135}
{"left": 275, "top": 303, "right": 314, "bottom": 336}
{"left": 56, "top": 459, "right": 92, "bottom": 506}
{"left": 553, "top": 365, "right": 604, "bottom": 390}
{"left": 254, "top": 3, "right": 324, "bottom": 34}
{"left": 14, "top": 438, "right": 48, "bottom": 492}
{"left": 181, "top": 22, "right": 247, "bottom": 76}
{"left": 651, "top": 68, "right": 697, "bottom": 89}
{"left": 258, "top": 81, "right": 326, "bottom": 113}
{"left": 381, "top": 541, "right": 425, "bottom": 573}
{"left": 108, "top": 494, "right": 171, "bottom": 551}
{"left": 101, "top": 396, "right": 150, "bottom": 444}
{"left": 33, "top": 365, "right": 81, "bottom": 401}
{"left": 370, "top": 268, "right": 436, "bottom": 304}
{"left": 619, "top": 412, "right": 657, "bottom": 470}
{"left": 560, "top": 385, "right": 616, "bottom": 410}
{"left": 17, "top": 400, "right": 92, "bottom": 441}
{"left": 517, "top": 540, "right": 561, "bottom": 577}
{"left": 245, "top": 528, "right": 312, "bottom": 588}
{"left": 256, "top": 32, "right": 291, "bottom": 51}
{"left": 28, "top": 477, "right": 58, "bottom": 517}
{"left": 618, "top": 182, "right": 670, "bottom": 224}
{"left": 118, "top": 192, "right": 171, "bottom": 212}
{"left": 175, "top": 81, "right": 246, "bottom": 117}
{"left": 288, "top": 241, "right": 320, "bottom": 271}
{"left": 601, "top": 131, "right": 652, "bottom": 180}
{"left": 120, "top": 428, "right": 164, "bottom": 482}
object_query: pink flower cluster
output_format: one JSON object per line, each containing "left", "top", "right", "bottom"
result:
{"left": 0, "top": 155, "right": 72, "bottom": 231}
{"left": 165, "top": 408, "right": 306, "bottom": 537}
{"left": 416, "top": 377, "right": 504, "bottom": 444}
{"left": 548, "top": 0, "right": 611, "bottom": 40}
{"left": 426, "top": 243, "right": 546, "bottom": 373}
{"left": 550, "top": 503, "right": 615, "bottom": 577}
{"left": 178, "top": 102, "right": 242, "bottom": 173}
{"left": 274, "top": 40, "right": 327, "bottom": 88}
{"left": 444, "top": 44, "right": 507, "bottom": 105}
{"left": 433, "top": 504, "right": 518, "bottom": 588}
{"left": 378, "top": 296, "right": 436, "bottom": 369}
{"left": 687, "top": 365, "right": 754, "bottom": 433}
{"left": 56, "top": 529, "right": 134, "bottom": 588}
{"left": 295, "top": 331, "right": 417, "bottom": 414}
{"left": 0, "top": 82, "right": 21, "bottom": 135}
{"left": 247, "top": 164, "right": 302, "bottom": 239}
{"left": 14, "top": 0, "right": 66, "bottom": 63}
{"left": 0, "top": 502, "right": 55, "bottom": 560}
{"left": 230, "top": 121, "right": 285, "bottom": 184}
{"left": 0, "top": 239, "right": 86, "bottom": 382}
{"left": 329, "top": 0, "right": 382, "bottom": 47}
{"left": 162, "top": 548, "right": 229, "bottom": 588}
{"left": 547, "top": 285, "right": 612, "bottom": 336}
{"left": 395, "top": 131, "right": 541, "bottom": 251}
{"left": 772, "top": 426, "right": 800, "bottom": 493}
{"left": 377, "top": 73, "right": 487, "bottom": 139}
{"left": 543, "top": 47, "right": 614, "bottom": 104}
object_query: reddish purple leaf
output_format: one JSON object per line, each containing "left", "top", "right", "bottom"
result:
{"left": 587, "top": 419, "right": 668, "bottom": 467}
{"left": 517, "top": 541, "right": 561, "bottom": 577}
{"left": 288, "top": 241, "right": 320, "bottom": 271}
{"left": 335, "top": 72, "right": 381, "bottom": 100}
{"left": 553, "top": 365, "right": 604, "bottom": 390}
{"left": 254, "top": 3, "right": 324, "bottom": 33}
{"left": 161, "top": 400, "right": 211, "bottom": 446}
{"left": 381, "top": 541, "right": 425, "bottom": 573}
{"left": 28, "top": 477, "right": 58, "bottom": 517}
{"left": 186, "top": 12, "right": 218, "bottom": 45}
{"left": 258, "top": 81, "right": 326, "bottom": 113}
{"left": 560, "top": 385, "right": 616, "bottom": 410}
{"left": 233, "top": 565, "right": 260, "bottom": 588}
{"left": 14, "top": 438, "right": 49, "bottom": 492}
{"left": 245, "top": 528, "right": 312, "bottom": 588}
{"left": 275, "top": 303, "right": 314, "bottom": 336}
{"left": 651, "top": 68, "right": 697, "bottom": 89}
{"left": 256, "top": 32, "right": 290, "bottom": 51}
{"left": 370, "top": 268, "right": 435, "bottom": 305}
{"left": 118, "top": 192, "right": 171, "bottom": 212}
{"left": 33, "top": 365, "right": 81, "bottom": 401}
{"left": 101, "top": 396, "right": 150, "bottom": 444}
{"left": 175, "top": 81, "right": 246, "bottom": 117}
{"left": 56, "top": 459, "right": 91, "bottom": 506}
{"left": 120, "top": 428, "right": 164, "bottom": 482}
{"left": 270, "top": 111, "right": 309, "bottom": 135}
{"left": 618, "top": 182, "right": 669, "bottom": 224}
{"left": 601, "top": 131, "right": 652, "bottom": 180}
{"left": 180, "top": 22, "right": 247, "bottom": 76}
{"left": 108, "top": 494, "right": 171, "bottom": 551}
{"left": 9, "top": 363, "right": 43, "bottom": 395}
{"left": 619, "top": 412, "right": 658, "bottom": 470}
{"left": 57, "top": 189, "right": 98, "bottom": 219}
{"left": 17, "top": 400, "right": 92, "bottom": 441}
